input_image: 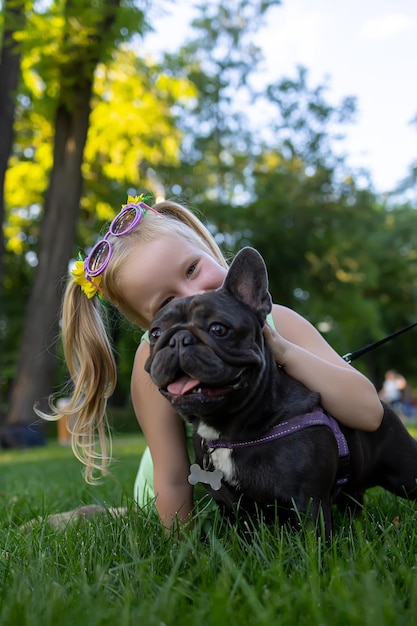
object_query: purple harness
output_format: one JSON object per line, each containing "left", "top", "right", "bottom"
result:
{"left": 204, "top": 407, "right": 350, "bottom": 490}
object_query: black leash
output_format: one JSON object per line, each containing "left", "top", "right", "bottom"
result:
{"left": 343, "top": 321, "right": 417, "bottom": 364}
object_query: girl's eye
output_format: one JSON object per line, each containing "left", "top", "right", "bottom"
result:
{"left": 186, "top": 262, "right": 197, "bottom": 277}
{"left": 209, "top": 323, "right": 229, "bottom": 337}
{"left": 160, "top": 296, "right": 174, "bottom": 310}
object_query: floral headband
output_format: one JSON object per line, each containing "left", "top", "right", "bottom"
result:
{"left": 71, "top": 194, "right": 155, "bottom": 299}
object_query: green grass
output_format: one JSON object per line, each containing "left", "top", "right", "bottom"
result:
{"left": 2, "top": 435, "right": 417, "bottom": 625}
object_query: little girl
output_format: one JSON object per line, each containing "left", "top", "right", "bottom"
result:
{"left": 47, "top": 197, "right": 383, "bottom": 530}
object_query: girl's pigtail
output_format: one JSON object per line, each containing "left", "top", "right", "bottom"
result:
{"left": 41, "top": 279, "right": 117, "bottom": 482}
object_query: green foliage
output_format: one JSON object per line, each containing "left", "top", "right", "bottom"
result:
{"left": 79, "top": 45, "right": 194, "bottom": 229}
{"left": 4, "top": 38, "right": 193, "bottom": 256}
{"left": 265, "top": 66, "right": 357, "bottom": 167}
{"left": 1, "top": 1, "right": 193, "bottom": 407}
{"left": 157, "top": 0, "right": 282, "bottom": 204}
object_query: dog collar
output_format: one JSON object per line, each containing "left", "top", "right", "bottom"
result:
{"left": 203, "top": 407, "right": 350, "bottom": 488}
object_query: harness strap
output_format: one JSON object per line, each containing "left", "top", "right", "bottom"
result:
{"left": 204, "top": 407, "right": 350, "bottom": 489}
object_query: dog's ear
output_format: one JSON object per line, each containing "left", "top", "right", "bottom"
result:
{"left": 222, "top": 247, "right": 272, "bottom": 323}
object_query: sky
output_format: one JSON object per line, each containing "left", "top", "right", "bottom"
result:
{"left": 145, "top": 0, "right": 417, "bottom": 195}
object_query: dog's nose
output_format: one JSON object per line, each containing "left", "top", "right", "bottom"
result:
{"left": 169, "top": 330, "right": 195, "bottom": 347}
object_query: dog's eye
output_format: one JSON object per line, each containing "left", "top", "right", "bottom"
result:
{"left": 149, "top": 327, "right": 162, "bottom": 344}
{"left": 209, "top": 323, "right": 229, "bottom": 337}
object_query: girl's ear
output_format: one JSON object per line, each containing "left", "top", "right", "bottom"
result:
{"left": 221, "top": 247, "right": 272, "bottom": 323}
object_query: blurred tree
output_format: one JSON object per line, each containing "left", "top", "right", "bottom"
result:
{"left": 5, "top": 0, "right": 144, "bottom": 429}
{"left": 365, "top": 203, "right": 417, "bottom": 384}
{"left": 240, "top": 68, "right": 417, "bottom": 384}
{"left": 0, "top": 0, "right": 27, "bottom": 411}
{"left": 156, "top": 0, "right": 281, "bottom": 209}
{"left": 1, "top": 2, "right": 195, "bottom": 426}
{"left": 143, "top": 7, "right": 417, "bottom": 387}
{"left": 389, "top": 110, "right": 417, "bottom": 205}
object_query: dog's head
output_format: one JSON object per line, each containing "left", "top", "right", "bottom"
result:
{"left": 144, "top": 247, "right": 272, "bottom": 419}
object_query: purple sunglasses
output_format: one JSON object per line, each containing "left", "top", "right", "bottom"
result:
{"left": 84, "top": 202, "right": 158, "bottom": 278}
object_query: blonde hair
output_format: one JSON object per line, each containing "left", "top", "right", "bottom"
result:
{"left": 41, "top": 200, "right": 228, "bottom": 482}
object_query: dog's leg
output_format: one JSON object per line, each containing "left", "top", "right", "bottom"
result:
{"left": 380, "top": 441, "right": 417, "bottom": 499}
{"left": 372, "top": 408, "right": 417, "bottom": 499}
{"left": 334, "top": 491, "right": 364, "bottom": 519}
{"left": 291, "top": 495, "right": 333, "bottom": 542}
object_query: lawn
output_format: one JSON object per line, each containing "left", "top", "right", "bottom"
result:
{"left": 2, "top": 433, "right": 417, "bottom": 625}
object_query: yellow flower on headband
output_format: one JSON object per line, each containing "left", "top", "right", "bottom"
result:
{"left": 122, "top": 193, "right": 145, "bottom": 208}
{"left": 71, "top": 260, "right": 102, "bottom": 299}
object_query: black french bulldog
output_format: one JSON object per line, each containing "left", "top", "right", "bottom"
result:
{"left": 145, "top": 247, "right": 417, "bottom": 538}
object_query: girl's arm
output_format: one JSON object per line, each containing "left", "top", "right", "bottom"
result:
{"left": 267, "top": 304, "right": 384, "bottom": 431}
{"left": 131, "top": 341, "right": 194, "bottom": 529}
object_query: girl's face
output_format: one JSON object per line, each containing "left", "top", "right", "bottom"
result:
{"left": 118, "top": 235, "right": 228, "bottom": 327}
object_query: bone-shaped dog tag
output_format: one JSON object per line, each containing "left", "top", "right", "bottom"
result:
{"left": 188, "top": 463, "right": 224, "bottom": 491}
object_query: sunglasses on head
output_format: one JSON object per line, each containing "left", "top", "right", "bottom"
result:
{"left": 84, "top": 202, "right": 158, "bottom": 278}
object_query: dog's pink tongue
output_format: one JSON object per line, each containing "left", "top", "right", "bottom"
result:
{"left": 167, "top": 376, "right": 201, "bottom": 396}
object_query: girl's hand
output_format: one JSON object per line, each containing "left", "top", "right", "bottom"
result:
{"left": 263, "top": 322, "right": 289, "bottom": 367}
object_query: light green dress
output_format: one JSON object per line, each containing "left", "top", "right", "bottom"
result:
{"left": 133, "top": 312, "right": 276, "bottom": 509}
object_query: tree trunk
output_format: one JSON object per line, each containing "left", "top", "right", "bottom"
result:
{"left": 6, "top": 89, "right": 92, "bottom": 427}
{"left": 0, "top": 0, "right": 26, "bottom": 411}
{"left": 5, "top": 0, "right": 121, "bottom": 434}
